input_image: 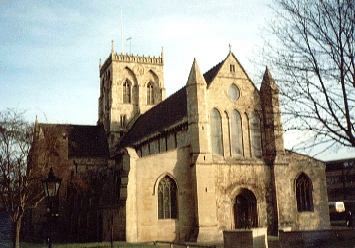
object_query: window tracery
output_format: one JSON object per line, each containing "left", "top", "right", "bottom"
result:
{"left": 158, "top": 176, "right": 177, "bottom": 219}
{"left": 296, "top": 173, "right": 314, "bottom": 212}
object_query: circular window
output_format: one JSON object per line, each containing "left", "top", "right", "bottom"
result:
{"left": 228, "top": 84, "right": 240, "bottom": 101}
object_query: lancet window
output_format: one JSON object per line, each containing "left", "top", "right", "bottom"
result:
{"left": 123, "top": 80, "right": 131, "bottom": 104}
{"left": 147, "top": 82, "right": 154, "bottom": 105}
{"left": 251, "top": 112, "right": 262, "bottom": 158}
{"left": 296, "top": 173, "right": 314, "bottom": 212}
{"left": 231, "top": 109, "right": 243, "bottom": 156}
{"left": 210, "top": 108, "right": 224, "bottom": 155}
{"left": 158, "top": 176, "right": 177, "bottom": 219}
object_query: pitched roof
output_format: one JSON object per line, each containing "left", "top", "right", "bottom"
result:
{"left": 203, "top": 52, "right": 261, "bottom": 95}
{"left": 285, "top": 149, "right": 323, "bottom": 163}
{"left": 119, "top": 87, "right": 187, "bottom": 148}
{"left": 39, "top": 124, "right": 108, "bottom": 158}
{"left": 203, "top": 60, "right": 224, "bottom": 84}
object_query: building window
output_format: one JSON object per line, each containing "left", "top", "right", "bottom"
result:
{"left": 210, "top": 108, "right": 224, "bottom": 155}
{"left": 147, "top": 82, "right": 154, "bottom": 105}
{"left": 105, "top": 88, "right": 110, "bottom": 110}
{"left": 251, "top": 112, "right": 262, "bottom": 158}
{"left": 228, "top": 84, "right": 240, "bottom": 102}
{"left": 174, "top": 132, "right": 177, "bottom": 148}
{"left": 296, "top": 173, "right": 314, "bottom": 212}
{"left": 165, "top": 136, "right": 168, "bottom": 151}
{"left": 230, "top": 64, "right": 235, "bottom": 72}
{"left": 120, "top": 115, "right": 127, "bottom": 127}
{"left": 158, "top": 176, "right": 177, "bottom": 219}
{"left": 231, "top": 110, "right": 243, "bottom": 156}
{"left": 123, "top": 80, "right": 131, "bottom": 103}
{"left": 244, "top": 113, "right": 252, "bottom": 157}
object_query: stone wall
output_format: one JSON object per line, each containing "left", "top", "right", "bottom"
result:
{"left": 274, "top": 153, "right": 330, "bottom": 231}
{"left": 191, "top": 159, "right": 272, "bottom": 242}
{"left": 215, "top": 161, "right": 271, "bottom": 233}
{"left": 124, "top": 146, "right": 195, "bottom": 242}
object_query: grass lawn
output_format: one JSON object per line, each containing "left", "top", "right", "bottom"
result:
{"left": 0, "top": 241, "right": 156, "bottom": 248}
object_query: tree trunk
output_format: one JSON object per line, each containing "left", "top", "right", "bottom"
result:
{"left": 12, "top": 219, "right": 22, "bottom": 248}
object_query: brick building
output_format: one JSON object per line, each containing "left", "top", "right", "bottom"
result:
{"left": 326, "top": 157, "right": 355, "bottom": 212}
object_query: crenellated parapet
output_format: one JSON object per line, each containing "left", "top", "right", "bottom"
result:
{"left": 100, "top": 52, "right": 163, "bottom": 75}
{"left": 113, "top": 53, "right": 163, "bottom": 64}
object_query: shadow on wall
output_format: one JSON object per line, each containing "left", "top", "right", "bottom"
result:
{"left": 171, "top": 146, "right": 197, "bottom": 242}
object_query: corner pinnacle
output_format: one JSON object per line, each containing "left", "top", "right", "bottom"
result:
{"left": 186, "top": 58, "right": 206, "bottom": 85}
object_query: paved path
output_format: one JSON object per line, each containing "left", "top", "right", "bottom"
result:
{"left": 267, "top": 235, "right": 355, "bottom": 248}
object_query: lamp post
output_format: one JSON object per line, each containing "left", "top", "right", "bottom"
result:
{"left": 42, "top": 167, "right": 62, "bottom": 248}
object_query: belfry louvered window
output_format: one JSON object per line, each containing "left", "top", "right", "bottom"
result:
{"left": 158, "top": 176, "right": 177, "bottom": 219}
{"left": 296, "top": 173, "right": 314, "bottom": 212}
{"left": 123, "top": 80, "right": 131, "bottom": 103}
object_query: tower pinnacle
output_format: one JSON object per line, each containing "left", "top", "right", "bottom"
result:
{"left": 111, "top": 40, "right": 115, "bottom": 54}
{"left": 261, "top": 66, "right": 279, "bottom": 92}
{"left": 186, "top": 58, "right": 206, "bottom": 86}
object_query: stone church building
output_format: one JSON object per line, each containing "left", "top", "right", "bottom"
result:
{"left": 29, "top": 45, "right": 330, "bottom": 243}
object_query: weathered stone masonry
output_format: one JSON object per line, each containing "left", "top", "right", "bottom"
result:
{"left": 28, "top": 47, "right": 330, "bottom": 243}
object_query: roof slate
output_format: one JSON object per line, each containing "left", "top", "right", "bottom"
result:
{"left": 39, "top": 124, "right": 108, "bottom": 158}
{"left": 119, "top": 87, "right": 187, "bottom": 148}
{"left": 203, "top": 60, "right": 224, "bottom": 84}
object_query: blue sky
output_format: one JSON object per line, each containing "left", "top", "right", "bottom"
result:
{"left": 0, "top": 0, "right": 353, "bottom": 160}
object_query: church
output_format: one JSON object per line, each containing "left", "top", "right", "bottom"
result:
{"left": 29, "top": 43, "right": 330, "bottom": 243}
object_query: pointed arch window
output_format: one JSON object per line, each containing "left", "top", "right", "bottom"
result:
{"left": 231, "top": 110, "right": 243, "bottom": 156}
{"left": 296, "top": 173, "right": 314, "bottom": 212}
{"left": 251, "top": 112, "right": 262, "bottom": 158}
{"left": 105, "top": 86, "right": 110, "bottom": 110}
{"left": 210, "top": 108, "right": 224, "bottom": 155}
{"left": 158, "top": 176, "right": 177, "bottom": 219}
{"left": 147, "top": 82, "right": 154, "bottom": 105}
{"left": 244, "top": 113, "right": 252, "bottom": 157}
{"left": 123, "top": 80, "right": 131, "bottom": 104}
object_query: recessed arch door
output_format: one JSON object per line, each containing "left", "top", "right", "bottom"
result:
{"left": 234, "top": 189, "right": 258, "bottom": 229}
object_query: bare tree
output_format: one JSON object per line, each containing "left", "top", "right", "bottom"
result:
{"left": 0, "top": 110, "right": 37, "bottom": 248}
{"left": 0, "top": 110, "right": 58, "bottom": 248}
{"left": 264, "top": 0, "right": 354, "bottom": 152}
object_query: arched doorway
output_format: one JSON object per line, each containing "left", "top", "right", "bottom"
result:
{"left": 234, "top": 188, "right": 258, "bottom": 228}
